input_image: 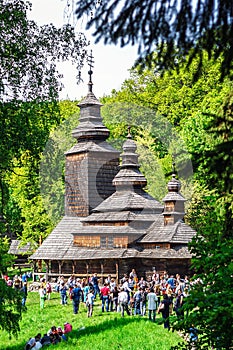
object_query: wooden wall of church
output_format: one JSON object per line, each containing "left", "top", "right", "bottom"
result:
{"left": 49, "top": 257, "right": 192, "bottom": 281}
{"left": 65, "top": 153, "right": 119, "bottom": 217}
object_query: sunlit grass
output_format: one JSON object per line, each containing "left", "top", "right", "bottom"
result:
{"left": 1, "top": 291, "right": 183, "bottom": 350}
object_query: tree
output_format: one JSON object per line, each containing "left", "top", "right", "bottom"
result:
{"left": 0, "top": 277, "right": 22, "bottom": 339}
{"left": 75, "top": 0, "right": 233, "bottom": 80}
{"left": 0, "top": 237, "right": 22, "bottom": 339}
{"left": 0, "top": 0, "right": 88, "bottom": 240}
{"left": 0, "top": 0, "right": 88, "bottom": 339}
{"left": 0, "top": 0, "right": 88, "bottom": 102}
{"left": 101, "top": 54, "right": 233, "bottom": 349}
{"left": 0, "top": 236, "right": 15, "bottom": 275}
{"left": 171, "top": 193, "right": 233, "bottom": 349}
{"left": 0, "top": 0, "right": 88, "bottom": 182}
{"left": 39, "top": 100, "right": 79, "bottom": 226}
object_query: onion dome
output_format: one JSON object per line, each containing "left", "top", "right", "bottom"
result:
{"left": 71, "top": 51, "right": 109, "bottom": 142}
{"left": 167, "top": 173, "right": 181, "bottom": 192}
{"left": 162, "top": 172, "right": 185, "bottom": 225}
{"left": 113, "top": 129, "right": 147, "bottom": 188}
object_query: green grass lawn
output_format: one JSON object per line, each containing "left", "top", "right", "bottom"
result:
{"left": 1, "top": 291, "right": 184, "bottom": 350}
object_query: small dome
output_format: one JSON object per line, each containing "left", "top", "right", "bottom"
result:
{"left": 112, "top": 131, "right": 147, "bottom": 188}
{"left": 122, "top": 137, "right": 137, "bottom": 153}
{"left": 167, "top": 174, "right": 181, "bottom": 192}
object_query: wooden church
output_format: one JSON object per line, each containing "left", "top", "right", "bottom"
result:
{"left": 30, "top": 66, "right": 196, "bottom": 283}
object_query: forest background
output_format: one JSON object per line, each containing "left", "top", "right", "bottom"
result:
{"left": 0, "top": 0, "right": 233, "bottom": 349}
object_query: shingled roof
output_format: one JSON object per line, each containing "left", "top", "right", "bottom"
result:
{"left": 30, "top": 216, "right": 82, "bottom": 260}
{"left": 30, "top": 217, "right": 192, "bottom": 261}
{"left": 91, "top": 190, "right": 163, "bottom": 214}
{"left": 82, "top": 134, "right": 163, "bottom": 226}
{"left": 9, "top": 240, "right": 32, "bottom": 255}
{"left": 66, "top": 140, "right": 119, "bottom": 155}
{"left": 139, "top": 217, "right": 196, "bottom": 244}
{"left": 30, "top": 69, "right": 196, "bottom": 269}
{"left": 81, "top": 211, "right": 157, "bottom": 223}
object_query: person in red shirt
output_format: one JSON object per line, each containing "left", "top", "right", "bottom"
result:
{"left": 100, "top": 283, "right": 110, "bottom": 312}
{"left": 63, "top": 323, "right": 72, "bottom": 334}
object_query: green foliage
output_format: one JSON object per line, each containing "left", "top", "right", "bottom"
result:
{"left": 0, "top": 236, "right": 15, "bottom": 275}
{"left": 0, "top": 0, "right": 88, "bottom": 102}
{"left": 7, "top": 148, "right": 54, "bottom": 244}
{"left": 0, "top": 0, "right": 88, "bottom": 248}
{"left": 171, "top": 204, "right": 233, "bottom": 349}
{"left": 75, "top": 0, "right": 233, "bottom": 80}
{"left": 101, "top": 100, "right": 193, "bottom": 201}
{"left": 40, "top": 100, "right": 79, "bottom": 224}
{"left": 101, "top": 52, "right": 233, "bottom": 349}
{"left": 0, "top": 102, "right": 62, "bottom": 244}
{"left": 0, "top": 100, "right": 79, "bottom": 244}
{"left": 0, "top": 279, "right": 22, "bottom": 338}
{"left": 169, "top": 71, "right": 233, "bottom": 349}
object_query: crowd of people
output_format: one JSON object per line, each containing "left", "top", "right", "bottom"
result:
{"left": 24, "top": 323, "right": 72, "bottom": 349}
{"left": 3, "top": 268, "right": 198, "bottom": 347}
{"left": 3, "top": 271, "right": 32, "bottom": 288}
{"left": 4, "top": 269, "right": 194, "bottom": 325}
{"left": 3, "top": 272, "right": 31, "bottom": 308}
{"left": 43, "top": 269, "right": 193, "bottom": 328}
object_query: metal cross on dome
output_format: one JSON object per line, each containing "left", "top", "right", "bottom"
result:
{"left": 87, "top": 50, "right": 94, "bottom": 93}
{"left": 127, "top": 125, "right": 132, "bottom": 139}
{"left": 172, "top": 160, "right": 178, "bottom": 178}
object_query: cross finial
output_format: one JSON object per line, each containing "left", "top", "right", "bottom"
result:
{"left": 127, "top": 125, "right": 132, "bottom": 139}
{"left": 172, "top": 160, "right": 177, "bottom": 178}
{"left": 87, "top": 50, "right": 94, "bottom": 93}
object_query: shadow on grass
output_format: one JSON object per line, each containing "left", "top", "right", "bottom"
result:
{"left": 70, "top": 315, "right": 161, "bottom": 341}
{"left": 3, "top": 312, "right": 165, "bottom": 350}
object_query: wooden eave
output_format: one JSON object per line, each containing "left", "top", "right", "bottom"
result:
{"left": 138, "top": 219, "right": 196, "bottom": 244}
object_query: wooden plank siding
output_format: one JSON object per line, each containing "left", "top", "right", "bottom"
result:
{"left": 73, "top": 235, "right": 128, "bottom": 248}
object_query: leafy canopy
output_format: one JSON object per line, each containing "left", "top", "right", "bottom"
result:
{"left": 0, "top": 237, "right": 22, "bottom": 339}
{"left": 101, "top": 53, "right": 233, "bottom": 349}
{"left": 0, "top": 0, "right": 88, "bottom": 102}
{"left": 75, "top": 0, "right": 233, "bottom": 80}
{"left": 0, "top": 0, "right": 88, "bottom": 239}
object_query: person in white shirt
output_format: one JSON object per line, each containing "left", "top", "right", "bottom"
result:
{"left": 39, "top": 284, "right": 46, "bottom": 309}
{"left": 118, "top": 287, "right": 131, "bottom": 317}
{"left": 86, "top": 290, "right": 95, "bottom": 317}
{"left": 147, "top": 287, "right": 158, "bottom": 322}
{"left": 122, "top": 278, "right": 132, "bottom": 303}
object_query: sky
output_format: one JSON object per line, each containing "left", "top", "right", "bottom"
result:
{"left": 28, "top": 0, "right": 138, "bottom": 100}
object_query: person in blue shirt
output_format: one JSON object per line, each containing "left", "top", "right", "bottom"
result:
{"left": 91, "top": 273, "right": 100, "bottom": 299}
{"left": 133, "top": 288, "right": 142, "bottom": 315}
{"left": 60, "top": 282, "right": 68, "bottom": 305}
{"left": 22, "top": 272, "right": 28, "bottom": 283}
{"left": 167, "top": 275, "right": 175, "bottom": 290}
{"left": 72, "top": 283, "right": 83, "bottom": 314}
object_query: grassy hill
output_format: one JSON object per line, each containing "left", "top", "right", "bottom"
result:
{"left": 1, "top": 290, "right": 183, "bottom": 350}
